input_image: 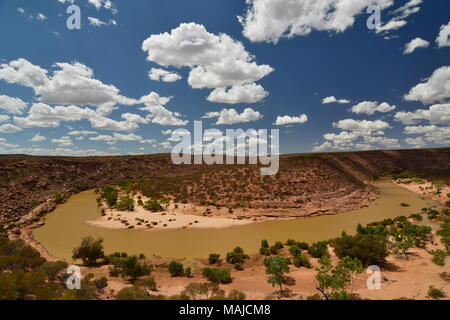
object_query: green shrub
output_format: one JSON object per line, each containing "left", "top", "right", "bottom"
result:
{"left": 427, "top": 286, "right": 447, "bottom": 300}
{"left": 308, "top": 241, "right": 328, "bottom": 258}
{"left": 168, "top": 261, "right": 184, "bottom": 277}
{"left": 115, "top": 196, "right": 135, "bottom": 211}
{"left": 202, "top": 267, "right": 232, "bottom": 284}
{"left": 208, "top": 253, "right": 221, "bottom": 265}
{"left": 293, "top": 255, "right": 312, "bottom": 268}
{"left": 408, "top": 213, "right": 423, "bottom": 221}
{"left": 259, "top": 240, "right": 270, "bottom": 255}
{"left": 428, "top": 250, "right": 447, "bottom": 266}
{"left": 143, "top": 199, "right": 164, "bottom": 212}
{"left": 269, "top": 241, "right": 284, "bottom": 254}
{"left": 52, "top": 190, "right": 64, "bottom": 204}
{"left": 332, "top": 234, "right": 388, "bottom": 265}
{"left": 226, "top": 247, "right": 249, "bottom": 266}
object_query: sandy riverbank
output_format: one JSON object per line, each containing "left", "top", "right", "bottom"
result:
{"left": 87, "top": 202, "right": 255, "bottom": 231}
{"left": 87, "top": 185, "right": 378, "bottom": 232}
{"left": 395, "top": 179, "right": 450, "bottom": 207}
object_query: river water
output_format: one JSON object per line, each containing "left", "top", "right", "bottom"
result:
{"left": 33, "top": 180, "right": 440, "bottom": 260}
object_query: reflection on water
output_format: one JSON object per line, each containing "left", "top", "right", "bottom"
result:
{"left": 33, "top": 180, "right": 441, "bottom": 260}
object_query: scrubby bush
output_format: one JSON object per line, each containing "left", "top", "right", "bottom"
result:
{"left": 356, "top": 223, "right": 388, "bottom": 236}
{"left": 208, "top": 253, "right": 221, "bottom": 265}
{"left": 427, "top": 286, "right": 447, "bottom": 300}
{"left": 52, "top": 190, "right": 64, "bottom": 204}
{"left": 202, "top": 267, "right": 232, "bottom": 284}
{"left": 259, "top": 239, "right": 270, "bottom": 256}
{"left": 143, "top": 199, "right": 164, "bottom": 212}
{"left": 293, "top": 255, "right": 312, "bottom": 268}
{"left": 101, "top": 186, "right": 118, "bottom": 207}
{"left": 308, "top": 241, "right": 329, "bottom": 258}
{"left": 168, "top": 261, "right": 184, "bottom": 277}
{"left": 115, "top": 196, "right": 135, "bottom": 211}
{"left": 269, "top": 241, "right": 284, "bottom": 254}
{"left": 226, "top": 247, "right": 249, "bottom": 267}
{"left": 332, "top": 234, "right": 388, "bottom": 265}
{"left": 408, "top": 213, "right": 423, "bottom": 221}
{"left": 392, "top": 170, "right": 416, "bottom": 180}
{"left": 428, "top": 250, "right": 447, "bottom": 266}
{"left": 121, "top": 256, "right": 151, "bottom": 282}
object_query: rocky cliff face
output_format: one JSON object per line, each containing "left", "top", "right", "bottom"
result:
{"left": 0, "top": 149, "right": 449, "bottom": 228}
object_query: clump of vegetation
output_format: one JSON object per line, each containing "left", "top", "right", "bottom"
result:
{"left": 408, "top": 213, "right": 423, "bottom": 221}
{"left": 101, "top": 186, "right": 118, "bottom": 207}
{"left": 293, "top": 255, "right": 312, "bottom": 268}
{"left": 202, "top": 267, "right": 232, "bottom": 284}
{"left": 115, "top": 195, "right": 135, "bottom": 211}
{"left": 427, "top": 286, "right": 447, "bottom": 300}
{"left": 143, "top": 198, "right": 164, "bottom": 212}
{"left": 226, "top": 247, "right": 249, "bottom": 270}
{"left": 392, "top": 170, "right": 416, "bottom": 180}
{"left": 428, "top": 250, "right": 447, "bottom": 266}
{"left": 52, "top": 190, "right": 64, "bottom": 204}
{"left": 208, "top": 253, "right": 221, "bottom": 265}
{"left": 332, "top": 233, "right": 388, "bottom": 266}
{"left": 168, "top": 261, "right": 185, "bottom": 277}
{"left": 308, "top": 241, "right": 329, "bottom": 258}
{"left": 107, "top": 253, "right": 151, "bottom": 282}
{"left": 72, "top": 236, "right": 105, "bottom": 266}
{"left": 0, "top": 237, "right": 108, "bottom": 300}
{"left": 269, "top": 241, "right": 284, "bottom": 255}
{"left": 259, "top": 239, "right": 270, "bottom": 256}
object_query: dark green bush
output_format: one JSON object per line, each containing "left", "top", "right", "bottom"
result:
{"left": 202, "top": 268, "right": 232, "bottom": 284}
{"left": 332, "top": 234, "right": 388, "bottom": 265}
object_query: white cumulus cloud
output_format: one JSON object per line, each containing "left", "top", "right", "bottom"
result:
{"left": 274, "top": 114, "right": 308, "bottom": 126}
{"left": 142, "top": 23, "right": 273, "bottom": 103}
{"left": 239, "top": 0, "right": 394, "bottom": 43}
{"left": 436, "top": 21, "right": 450, "bottom": 48}
{"left": 351, "top": 101, "right": 396, "bottom": 115}
{"left": 403, "top": 37, "right": 429, "bottom": 54}
{"left": 404, "top": 66, "right": 450, "bottom": 104}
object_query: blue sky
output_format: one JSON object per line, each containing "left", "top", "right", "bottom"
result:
{"left": 0, "top": 0, "right": 449, "bottom": 156}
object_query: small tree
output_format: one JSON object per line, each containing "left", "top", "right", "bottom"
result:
{"left": 264, "top": 255, "right": 290, "bottom": 293}
{"left": 315, "top": 255, "right": 363, "bottom": 300}
{"left": 72, "top": 236, "right": 105, "bottom": 265}
{"left": 388, "top": 227, "right": 414, "bottom": 259}
{"left": 121, "top": 256, "right": 151, "bottom": 282}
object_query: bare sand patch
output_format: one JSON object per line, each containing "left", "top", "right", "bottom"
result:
{"left": 87, "top": 200, "right": 255, "bottom": 231}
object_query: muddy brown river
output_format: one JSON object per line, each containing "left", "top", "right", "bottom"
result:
{"left": 33, "top": 180, "right": 440, "bottom": 260}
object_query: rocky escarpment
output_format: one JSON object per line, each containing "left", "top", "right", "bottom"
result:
{"left": 0, "top": 148, "right": 449, "bottom": 230}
